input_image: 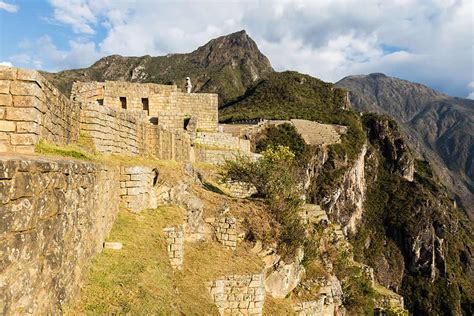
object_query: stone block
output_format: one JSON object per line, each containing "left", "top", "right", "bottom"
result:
{"left": 0, "top": 94, "right": 12, "bottom": 106}
{"left": 16, "top": 121, "right": 39, "bottom": 134}
{"left": 104, "top": 242, "right": 123, "bottom": 250}
{"left": 12, "top": 95, "right": 43, "bottom": 110}
{"left": 10, "top": 81, "right": 42, "bottom": 98}
{"left": 17, "top": 68, "right": 43, "bottom": 83}
{"left": 0, "top": 67, "right": 16, "bottom": 80}
{"left": 10, "top": 133, "right": 38, "bottom": 146}
{"left": 0, "top": 120, "right": 16, "bottom": 132}
{"left": 5, "top": 107, "right": 41, "bottom": 121}
{"left": 0, "top": 80, "right": 10, "bottom": 94}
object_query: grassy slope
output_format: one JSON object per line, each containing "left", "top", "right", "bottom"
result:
{"left": 66, "top": 206, "right": 266, "bottom": 314}
{"left": 220, "top": 71, "right": 366, "bottom": 162}
{"left": 62, "top": 160, "right": 295, "bottom": 314}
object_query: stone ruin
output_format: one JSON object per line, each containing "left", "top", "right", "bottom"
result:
{"left": 207, "top": 270, "right": 266, "bottom": 315}
{"left": 0, "top": 66, "right": 254, "bottom": 164}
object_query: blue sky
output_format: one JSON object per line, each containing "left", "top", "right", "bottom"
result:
{"left": 0, "top": 0, "right": 473, "bottom": 99}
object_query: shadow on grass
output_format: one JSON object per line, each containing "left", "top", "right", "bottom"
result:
{"left": 202, "top": 181, "right": 226, "bottom": 195}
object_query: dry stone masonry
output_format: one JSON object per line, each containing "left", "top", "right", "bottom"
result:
{"left": 195, "top": 131, "right": 250, "bottom": 152}
{"left": 207, "top": 271, "right": 266, "bottom": 315}
{"left": 0, "top": 66, "right": 254, "bottom": 165}
{"left": 163, "top": 225, "right": 184, "bottom": 270}
{"left": 293, "top": 298, "right": 325, "bottom": 316}
{"left": 0, "top": 155, "right": 119, "bottom": 314}
{"left": 119, "top": 166, "right": 159, "bottom": 212}
{"left": 0, "top": 67, "right": 80, "bottom": 153}
{"left": 224, "top": 180, "right": 258, "bottom": 198}
{"left": 72, "top": 80, "right": 218, "bottom": 132}
{"left": 208, "top": 207, "right": 239, "bottom": 250}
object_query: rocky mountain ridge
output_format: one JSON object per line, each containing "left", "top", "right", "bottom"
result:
{"left": 42, "top": 30, "right": 273, "bottom": 105}
{"left": 336, "top": 73, "right": 474, "bottom": 219}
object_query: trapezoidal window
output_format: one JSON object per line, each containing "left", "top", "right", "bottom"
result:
{"left": 120, "top": 97, "right": 127, "bottom": 109}
{"left": 97, "top": 99, "right": 104, "bottom": 106}
{"left": 142, "top": 98, "right": 149, "bottom": 114}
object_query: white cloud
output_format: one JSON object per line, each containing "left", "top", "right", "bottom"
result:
{"left": 48, "top": 0, "right": 96, "bottom": 34}
{"left": 0, "top": 61, "right": 13, "bottom": 67}
{"left": 12, "top": 36, "right": 101, "bottom": 71}
{"left": 467, "top": 82, "right": 474, "bottom": 99}
{"left": 0, "top": 1, "right": 18, "bottom": 13}
{"left": 14, "top": 0, "right": 474, "bottom": 98}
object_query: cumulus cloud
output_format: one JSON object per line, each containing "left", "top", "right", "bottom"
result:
{"left": 48, "top": 0, "right": 96, "bottom": 34}
{"left": 14, "top": 0, "right": 474, "bottom": 98}
{"left": 0, "top": 1, "right": 18, "bottom": 13}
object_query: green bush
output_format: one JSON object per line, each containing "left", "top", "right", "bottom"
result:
{"left": 221, "top": 146, "right": 306, "bottom": 258}
{"left": 256, "top": 123, "right": 312, "bottom": 166}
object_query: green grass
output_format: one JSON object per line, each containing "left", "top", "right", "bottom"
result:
{"left": 35, "top": 141, "right": 91, "bottom": 160}
{"left": 66, "top": 206, "right": 264, "bottom": 314}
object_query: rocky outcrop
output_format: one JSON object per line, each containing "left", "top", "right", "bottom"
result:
{"left": 294, "top": 275, "right": 345, "bottom": 316}
{"left": 265, "top": 248, "right": 305, "bottom": 298}
{"left": 322, "top": 144, "right": 367, "bottom": 233}
{"left": 173, "top": 183, "right": 205, "bottom": 242}
{"left": 363, "top": 114, "right": 414, "bottom": 181}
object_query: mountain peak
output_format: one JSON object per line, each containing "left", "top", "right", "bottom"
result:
{"left": 368, "top": 72, "right": 387, "bottom": 78}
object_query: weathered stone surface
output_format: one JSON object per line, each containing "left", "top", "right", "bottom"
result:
{"left": 265, "top": 248, "right": 305, "bottom": 298}
{"left": 0, "top": 120, "right": 15, "bottom": 132}
{"left": 0, "top": 93, "right": 12, "bottom": 106}
{"left": 208, "top": 270, "right": 266, "bottom": 315}
{"left": 163, "top": 225, "right": 184, "bottom": 270}
{"left": 174, "top": 187, "right": 205, "bottom": 241}
{"left": 0, "top": 80, "right": 11, "bottom": 94}
{"left": 0, "top": 155, "right": 120, "bottom": 314}
{"left": 119, "top": 166, "right": 159, "bottom": 212}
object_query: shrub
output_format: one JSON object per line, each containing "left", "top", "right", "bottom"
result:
{"left": 221, "top": 145, "right": 306, "bottom": 258}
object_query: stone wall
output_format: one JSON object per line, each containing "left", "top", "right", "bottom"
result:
{"left": 80, "top": 102, "right": 147, "bottom": 155}
{"left": 224, "top": 181, "right": 257, "bottom": 198}
{"left": 71, "top": 81, "right": 177, "bottom": 114}
{"left": 176, "top": 92, "right": 218, "bottom": 131}
{"left": 120, "top": 166, "right": 159, "bottom": 212}
{"left": 209, "top": 213, "right": 238, "bottom": 250}
{"left": 196, "top": 148, "right": 259, "bottom": 165}
{"left": 0, "top": 155, "right": 119, "bottom": 314}
{"left": 195, "top": 149, "right": 240, "bottom": 165}
{"left": 163, "top": 225, "right": 184, "bottom": 270}
{"left": 71, "top": 81, "right": 218, "bottom": 132}
{"left": 207, "top": 271, "right": 266, "bottom": 315}
{"left": 81, "top": 102, "right": 192, "bottom": 161}
{"left": 0, "top": 67, "right": 80, "bottom": 153}
{"left": 293, "top": 299, "right": 325, "bottom": 316}
{"left": 195, "top": 131, "right": 251, "bottom": 152}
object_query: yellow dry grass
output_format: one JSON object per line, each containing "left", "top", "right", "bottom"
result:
{"left": 65, "top": 206, "right": 264, "bottom": 314}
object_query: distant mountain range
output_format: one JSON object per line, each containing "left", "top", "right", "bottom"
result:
{"left": 336, "top": 74, "right": 474, "bottom": 219}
